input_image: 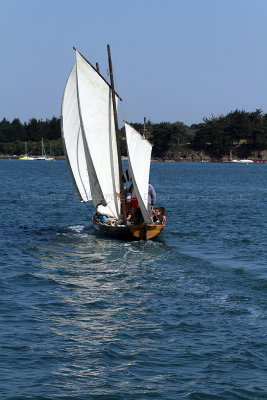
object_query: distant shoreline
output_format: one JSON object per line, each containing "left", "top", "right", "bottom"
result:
{"left": 1, "top": 154, "right": 266, "bottom": 163}
{"left": 0, "top": 155, "right": 65, "bottom": 160}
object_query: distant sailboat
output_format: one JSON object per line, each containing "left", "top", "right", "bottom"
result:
{"left": 231, "top": 159, "right": 253, "bottom": 163}
{"left": 45, "top": 142, "right": 55, "bottom": 161}
{"left": 19, "top": 142, "right": 35, "bottom": 160}
{"left": 35, "top": 138, "right": 46, "bottom": 160}
{"left": 61, "top": 45, "right": 165, "bottom": 240}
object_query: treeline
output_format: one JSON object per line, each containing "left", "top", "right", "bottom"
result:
{"left": 0, "top": 117, "right": 63, "bottom": 155}
{"left": 121, "top": 110, "right": 267, "bottom": 157}
{"left": 192, "top": 109, "right": 267, "bottom": 157}
{"left": 1, "top": 109, "right": 267, "bottom": 157}
{"left": 0, "top": 116, "right": 192, "bottom": 157}
{"left": 120, "top": 120, "right": 192, "bottom": 157}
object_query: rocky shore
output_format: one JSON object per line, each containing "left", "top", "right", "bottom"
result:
{"left": 1, "top": 148, "right": 267, "bottom": 163}
{"left": 157, "top": 148, "right": 267, "bottom": 163}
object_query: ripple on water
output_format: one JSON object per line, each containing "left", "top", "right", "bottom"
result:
{"left": 0, "top": 160, "right": 267, "bottom": 399}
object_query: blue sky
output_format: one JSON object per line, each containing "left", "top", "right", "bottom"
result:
{"left": 1, "top": 0, "right": 267, "bottom": 126}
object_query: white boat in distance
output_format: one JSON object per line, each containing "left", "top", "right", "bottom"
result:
{"left": 61, "top": 45, "right": 165, "bottom": 240}
{"left": 45, "top": 142, "right": 55, "bottom": 161}
{"left": 35, "top": 138, "right": 46, "bottom": 160}
{"left": 231, "top": 159, "right": 253, "bottom": 163}
{"left": 19, "top": 142, "right": 35, "bottom": 160}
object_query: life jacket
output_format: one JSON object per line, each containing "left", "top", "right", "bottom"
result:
{"left": 162, "top": 216, "right": 166, "bottom": 225}
{"left": 132, "top": 197, "right": 138, "bottom": 211}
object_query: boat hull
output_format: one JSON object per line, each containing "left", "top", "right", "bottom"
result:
{"left": 128, "top": 224, "right": 164, "bottom": 240}
{"left": 92, "top": 214, "right": 164, "bottom": 240}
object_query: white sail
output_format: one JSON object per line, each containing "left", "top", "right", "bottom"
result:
{"left": 75, "top": 51, "right": 120, "bottom": 218}
{"left": 61, "top": 63, "right": 91, "bottom": 202}
{"left": 125, "top": 122, "right": 152, "bottom": 224}
{"left": 61, "top": 51, "right": 121, "bottom": 218}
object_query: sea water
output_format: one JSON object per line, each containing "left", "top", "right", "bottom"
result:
{"left": 0, "top": 159, "right": 266, "bottom": 400}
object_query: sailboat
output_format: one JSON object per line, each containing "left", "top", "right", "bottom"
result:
{"left": 45, "top": 142, "right": 55, "bottom": 161}
{"left": 19, "top": 142, "right": 35, "bottom": 160}
{"left": 35, "top": 138, "right": 46, "bottom": 160}
{"left": 61, "top": 46, "right": 165, "bottom": 240}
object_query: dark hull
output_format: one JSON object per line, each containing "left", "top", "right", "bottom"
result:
{"left": 92, "top": 213, "right": 164, "bottom": 241}
{"left": 92, "top": 215, "right": 135, "bottom": 240}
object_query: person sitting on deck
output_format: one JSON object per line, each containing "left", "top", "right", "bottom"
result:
{"left": 126, "top": 181, "right": 139, "bottom": 212}
{"left": 153, "top": 207, "right": 166, "bottom": 225}
{"left": 152, "top": 208, "right": 160, "bottom": 223}
{"left": 126, "top": 193, "right": 135, "bottom": 224}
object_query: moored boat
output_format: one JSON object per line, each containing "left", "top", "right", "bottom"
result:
{"left": 19, "top": 142, "right": 35, "bottom": 160}
{"left": 231, "top": 159, "right": 253, "bottom": 163}
{"left": 35, "top": 138, "right": 46, "bottom": 160}
{"left": 45, "top": 141, "right": 55, "bottom": 161}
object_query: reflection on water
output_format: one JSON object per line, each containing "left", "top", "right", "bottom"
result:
{"left": 1, "top": 160, "right": 267, "bottom": 399}
{"left": 29, "top": 224, "right": 174, "bottom": 395}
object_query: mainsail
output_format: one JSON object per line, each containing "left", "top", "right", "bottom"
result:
{"left": 61, "top": 63, "right": 91, "bottom": 202}
{"left": 125, "top": 122, "right": 152, "bottom": 224}
{"left": 61, "top": 50, "right": 121, "bottom": 218}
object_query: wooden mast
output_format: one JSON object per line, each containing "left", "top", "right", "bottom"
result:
{"left": 107, "top": 44, "right": 127, "bottom": 224}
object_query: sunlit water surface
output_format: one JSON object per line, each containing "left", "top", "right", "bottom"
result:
{"left": 0, "top": 159, "right": 266, "bottom": 399}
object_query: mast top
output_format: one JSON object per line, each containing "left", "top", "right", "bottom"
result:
{"left": 73, "top": 46, "right": 122, "bottom": 101}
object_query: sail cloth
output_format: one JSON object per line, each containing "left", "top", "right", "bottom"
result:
{"left": 125, "top": 122, "right": 152, "bottom": 224}
{"left": 61, "top": 50, "right": 121, "bottom": 218}
{"left": 61, "top": 63, "right": 91, "bottom": 202}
